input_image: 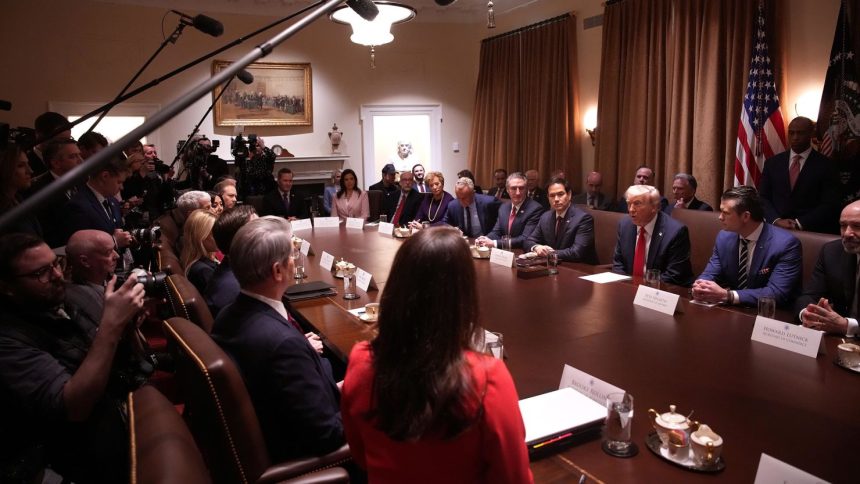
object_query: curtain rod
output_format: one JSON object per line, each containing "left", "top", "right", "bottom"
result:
{"left": 481, "top": 13, "right": 570, "bottom": 43}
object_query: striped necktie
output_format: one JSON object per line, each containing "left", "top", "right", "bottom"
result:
{"left": 738, "top": 238, "right": 750, "bottom": 289}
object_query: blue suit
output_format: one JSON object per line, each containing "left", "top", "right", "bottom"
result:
{"left": 211, "top": 294, "right": 344, "bottom": 461}
{"left": 485, "top": 198, "right": 544, "bottom": 249}
{"left": 525, "top": 206, "right": 597, "bottom": 263}
{"left": 63, "top": 186, "right": 123, "bottom": 243}
{"left": 698, "top": 223, "right": 802, "bottom": 307}
{"left": 612, "top": 211, "right": 694, "bottom": 286}
{"left": 442, "top": 194, "right": 501, "bottom": 237}
{"left": 758, "top": 150, "right": 840, "bottom": 233}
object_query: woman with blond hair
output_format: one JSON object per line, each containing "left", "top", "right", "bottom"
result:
{"left": 181, "top": 209, "right": 219, "bottom": 293}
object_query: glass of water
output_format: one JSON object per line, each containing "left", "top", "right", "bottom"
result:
{"left": 499, "top": 235, "right": 512, "bottom": 251}
{"left": 645, "top": 269, "right": 661, "bottom": 289}
{"left": 486, "top": 332, "right": 504, "bottom": 359}
{"left": 546, "top": 251, "right": 559, "bottom": 275}
{"left": 758, "top": 296, "right": 776, "bottom": 319}
{"left": 604, "top": 392, "right": 636, "bottom": 457}
{"left": 378, "top": 214, "right": 388, "bottom": 224}
{"left": 293, "top": 252, "right": 305, "bottom": 280}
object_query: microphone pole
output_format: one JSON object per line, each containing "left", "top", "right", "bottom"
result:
{"left": 0, "top": 0, "right": 353, "bottom": 232}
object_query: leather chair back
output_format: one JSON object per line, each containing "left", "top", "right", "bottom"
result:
{"left": 582, "top": 207, "right": 626, "bottom": 265}
{"left": 671, "top": 209, "right": 722, "bottom": 276}
{"left": 245, "top": 195, "right": 265, "bottom": 215}
{"left": 165, "top": 275, "right": 215, "bottom": 333}
{"left": 156, "top": 246, "right": 184, "bottom": 276}
{"left": 129, "top": 385, "right": 211, "bottom": 484}
{"left": 163, "top": 317, "right": 271, "bottom": 484}
{"left": 367, "top": 189, "right": 383, "bottom": 222}
{"left": 155, "top": 208, "right": 183, "bottom": 254}
{"left": 793, "top": 230, "right": 839, "bottom": 286}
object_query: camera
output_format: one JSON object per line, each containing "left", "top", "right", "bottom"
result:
{"left": 116, "top": 268, "right": 168, "bottom": 294}
{"left": 231, "top": 133, "right": 256, "bottom": 161}
{"left": 130, "top": 226, "right": 161, "bottom": 246}
{"left": 0, "top": 124, "right": 36, "bottom": 150}
{"left": 176, "top": 136, "right": 220, "bottom": 156}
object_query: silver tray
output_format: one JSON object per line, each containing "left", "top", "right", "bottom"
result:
{"left": 644, "top": 432, "right": 725, "bottom": 473}
{"left": 835, "top": 357, "right": 860, "bottom": 374}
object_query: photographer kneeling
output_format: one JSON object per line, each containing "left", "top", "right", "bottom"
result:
{"left": 0, "top": 233, "right": 145, "bottom": 483}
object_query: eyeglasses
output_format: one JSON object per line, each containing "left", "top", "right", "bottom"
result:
{"left": 14, "top": 256, "right": 66, "bottom": 283}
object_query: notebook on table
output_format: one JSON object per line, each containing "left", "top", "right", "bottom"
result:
{"left": 519, "top": 387, "right": 606, "bottom": 455}
{"left": 283, "top": 281, "right": 337, "bottom": 302}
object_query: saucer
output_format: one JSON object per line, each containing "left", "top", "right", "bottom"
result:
{"left": 360, "top": 314, "right": 378, "bottom": 323}
{"left": 835, "top": 357, "right": 860, "bottom": 374}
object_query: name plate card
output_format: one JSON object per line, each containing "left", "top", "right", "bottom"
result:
{"left": 291, "top": 218, "right": 312, "bottom": 231}
{"left": 346, "top": 218, "right": 365, "bottom": 230}
{"left": 314, "top": 217, "right": 340, "bottom": 229}
{"left": 633, "top": 285, "right": 680, "bottom": 315}
{"left": 319, "top": 251, "right": 335, "bottom": 271}
{"left": 558, "top": 364, "right": 625, "bottom": 406}
{"left": 750, "top": 317, "right": 824, "bottom": 359}
{"left": 754, "top": 453, "right": 828, "bottom": 484}
{"left": 355, "top": 267, "right": 376, "bottom": 292}
{"left": 489, "top": 248, "right": 515, "bottom": 267}
{"left": 300, "top": 239, "right": 312, "bottom": 256}
{"left": 378, "top": 222, "right": 394, "bottom": 235}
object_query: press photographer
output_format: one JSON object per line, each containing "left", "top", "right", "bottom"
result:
{"left": 232, "top": 133, "right": 275, "bottom": 197}
{"left": 177, "top": 135, "right": 227, "bottom": 191}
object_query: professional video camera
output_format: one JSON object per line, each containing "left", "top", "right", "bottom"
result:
{"left": 177, "top": 135, "right": 221, "bottom": 190}
{"left": 0, "top": 124, "right": 36, "bottom": 150}
{"left": 230, "top": 133, "right": 256, "bottom": 161}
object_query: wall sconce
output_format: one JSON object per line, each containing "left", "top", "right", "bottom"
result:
{"left": 487, "top": 2, "right": 496, "bottom": 29}
{"left": 330, "top": 1, "right": 416, "bottom": 68}
{"left": 584, "top": 106, "right": 598, "bottom": 147}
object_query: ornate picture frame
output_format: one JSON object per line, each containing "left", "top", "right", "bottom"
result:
{"left": 212, "top": 60, "right": 312, "bottom": 127}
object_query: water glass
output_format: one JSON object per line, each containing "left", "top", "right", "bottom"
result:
{"left": 604, "top": 392, "right": 634, "bottom": 454}
{"left": 486, "top": 332, "right": 504, "bottom": 359}
{"left": 546, "top": 251, "right": 559, "bottom": 275}
{"left": 500, "top": 235, "right": 512, "bottom": 251}
{"left": 378, "top": 214, "right": 388, "bottom": 224}
{"left": 645, "top": 269, "right": 661, "bottom": 289}
{"left": 343, "top": 273, "right": 359, "bottom": 300}
{"left": 758, "top": 296, "right": 776, "bottom": 319}
{"left": 293, "top": 252, "right": 305, "bottom": 280}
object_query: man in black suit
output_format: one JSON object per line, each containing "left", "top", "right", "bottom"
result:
{"left": 524, "top": 177, "right": 596, "bottom": 263}
{"left": 63, "top": 155, "right": 133, "bottom": 251}
{"left": 614, "top": 166, "right": 669, "bottom": 212}
{"left": 664, "top": 173, "right": 713, "bottom": 215}
{"left": 477, "top": 172, "right": 543, "bottom": 249}
{"left": 412, "top": 163, "right": 428, "bottom": 193}
{"left": 442, "top": 177, "right": 501, "bottom": 237}
{"left": 612, "top": 185, "right": 694, "bottom": 286}
{"left": 262, "top": 168, "right": 307, "bottom": 220}
{"left": 572, "top": 171, "right": 614, "bottom": 210}
{"left": 27, "top": 111, "right": 71, "bottom": 177}
{"left": 487, "top": 168, "right": 510, "bottom": 200}
{"left": 759, "top": 116, "right": 841, "bottom": 233}
{"left": 794, "top": 200, "right": 860, "bottom": 336}
{"left": 25, "top": 139, "right": 84, "bottom": 247}
{"left": 525, "top": 169, "right": 550, "bottom": 209}
{"left": 383, "top": 171, "right": 421, "bottom": 226}
{"left": 211, "top": 217, "right": 344, "bottom": 461}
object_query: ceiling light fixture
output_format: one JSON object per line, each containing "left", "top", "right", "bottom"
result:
{"left": 487, "top": 2, "right": 495, "bottom": 29}
{"left": 330, "top": 1, "right": 416, "bottom": 68}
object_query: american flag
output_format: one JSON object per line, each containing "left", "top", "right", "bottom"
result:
{"left": 734, "top": 1, "right": 786, "bottom": 187}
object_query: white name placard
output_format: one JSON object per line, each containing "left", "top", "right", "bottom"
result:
{"left": 291, "top": 218, "right": 312, "bottom": 231}
{"left": 489, "top": 248, "right": 515, "bottom": 267}
{"left": 355, "top": 267, "right": 375, "bottom": 292}
{"left": 314, "top": 217, "right": 340, "bottom": 229}
{"left": 378, "top": 222, "right": 394, "bottom": 235}
{"left": 319, "top": 251, "right": 335, "bottom": 271}
{"left": 754, "top": 453, "right": 829, "bottom": 484}
{"left": 633, "top": 285, "right": 680, "bottom": 315}
{"left": 750, "top": 317, "right": 824, "bottom": 359}
{"left": 558, "top": 364, "right": 625, "bottom": 406}
{"left": 300, "top": 239, "right": 312, "bottom": 256}
{"left": 346, "top": 218, "right": 365, "bottom": 230}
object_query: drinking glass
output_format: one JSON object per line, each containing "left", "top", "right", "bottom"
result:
{"left": 604, "top": 392, "right": 635, "bottom": 456}
{"left": 645, "top": 269, "right": 661, "bottom": 289}
{"left": 293, "top": 252, "right": 305, "bottom": 280}
{"left": 546, "top": 251, "right": 559, "bottom": 275}
{"left": 378, "top": 214, "right": 388, "bottom": 224}
{"left": 500, "top": 235, "right": 512, "bottom": 251}
{"left": 343, "top": 269, "right": 359, "bottom": 300}
{"left": 758, "top": 296, "right": 776, "bottom": 319}
{"left": 486, "top": 332, "right": 504, "bottom": 359}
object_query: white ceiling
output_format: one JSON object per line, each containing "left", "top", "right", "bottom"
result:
{"left": 94, "top": 0, "right": 540, "bottom": 23}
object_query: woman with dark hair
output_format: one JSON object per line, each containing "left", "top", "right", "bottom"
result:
{"left": 341, "top": 227, "right": 532, "bottom": 483}
{"left": 0, "top": 144, "right": 42, "bottom": 236}
{"left": 331, "top": 168, "right": 369, "bottom": 221}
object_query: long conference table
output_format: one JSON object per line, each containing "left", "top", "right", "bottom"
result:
{"left": 288, "top": 224, "right": 858, "bottom": 483}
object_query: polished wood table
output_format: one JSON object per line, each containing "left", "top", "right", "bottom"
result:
{"left": 289, "top": 225, "right": 858, "bottom": 483}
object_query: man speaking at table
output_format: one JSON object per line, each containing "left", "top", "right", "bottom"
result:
{"left": 613, "top": 185, "right": 694, "bottom": 286}
{"left": 692, "top": 186, "right": 801, "bottom": 307}
{"left": 476, "top": 172, "right": 543, "bottom": 249}
{"left": 523, "top": 177, "right": 596, "bottom": 262}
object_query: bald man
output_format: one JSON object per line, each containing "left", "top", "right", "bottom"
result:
{"left": 572, "top": 171, "right": 613, "bottom": 210}
{"left": 794, "top": 200, "right": 860, "bottom": 336}
{"left": 65, "top": 230, "right": 120, "bottom": 324}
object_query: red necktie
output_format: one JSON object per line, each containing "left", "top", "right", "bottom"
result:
{"left": 392, "top": 193, "right": 406, "bottom": 226}
{"left": 507, "top": 205, "right": 516, "bottom": 234}
{"left": 633, "top": 227, "right": 646, "bottom": 278}
{"left": 789, "top": 155, "right": 801, "bottom": 190}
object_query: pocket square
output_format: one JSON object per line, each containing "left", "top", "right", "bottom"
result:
{"left": 758, "top": 267, "right": 771, "bottom": 275}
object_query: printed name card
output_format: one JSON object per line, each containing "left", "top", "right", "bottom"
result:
{"left": 750, "top": 317, "right": 824, "bottom": 359}
{"left": 633, "top": 285, "right": 680, "bottom": 315}
{"left": 319, "top": 251, "right": 335, "bottom": 271}
{"left": 346, "top": 217, "right": 365, "bottom": 230}
{"left": 291, "top": 218, "right": 312, "bottom": 231}
{"left": 378, "top": 222, "right": 394, "bottom": 235}
{"left": 754, "top": 453, "right": 828, "bottom": 484}
{"left": 314, "top": 217, "right": 340, "bottom": 229}
{"left": 300, "top": 239, "right": 312, "bottom": 256}
{"left": 355, "top": 267, "right": 376, "bottom": 292}
{"left": 558, "top": 364, "right": 625, "bottom": 406}
{"left": 489, "top": 248, "right": 515, "bottom": 267}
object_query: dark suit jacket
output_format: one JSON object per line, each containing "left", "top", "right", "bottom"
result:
{"left": 612, "top": 211, "right": 694, "bottom": 286}
{"left": 698, "top": 223, "right": 802, "bottom": 307}
{"left": 27, "top": 149, "right": 48, "bottom": 178}
{"left": 25, "top": 172, "right": 75, "bottom": 247}
{"left": 441, "top": 194, "right": 501, "bottom": 237}
{"left": 204, "top": 257, "right": 240, "bottom": 319}
{"left": 383, "top": 189, "right": 422, "bottom": 226}
{"left": 261, "top": 189, "right": 308, "bottom": 219}
{"left": 187, "top": 258, "right": 218, "bottom": 295}
{"left": 793, "top": 240, "right": 856, "bottom": 322}
{"left": 525, "top": 206, "right": 597, "bottom": 263}
{"left": 211, "top": 293, "right": 344, "bottom": 461}
{"left": 63, "top": 186, "right": 123, "bottom": 243}
{"left": 486, "top": 198, "right": 544, "bottom": 249}
{"left": 662, "top": 197, "right": 713, "bottom": 215}
{"left": 572, "top": 192, "right": 614, "bottom": 211}
{"left": 487, "top": 187, "right": 510, "bottom": 200}
{"left": 759, "top": 150, "right": 840, "bottom": 233}
{"left": 527, "top": 187, "right": 550, "bottom": 209}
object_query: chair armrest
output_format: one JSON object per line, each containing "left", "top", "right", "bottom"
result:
{"left": 278, "top": 468, "right": 349, "bottom": 484}
{"left": 257, "top": 444, "right": 351, "bottom": 483}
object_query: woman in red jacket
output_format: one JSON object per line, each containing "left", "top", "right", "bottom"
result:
{"left": 341, "top": 226, "right": 533, "bottom": 483}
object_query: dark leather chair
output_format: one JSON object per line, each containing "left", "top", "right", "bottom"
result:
{"left": 581, "top": 206, "right": 626, "bottom": 265}
{"left": 129, "top": 385, "right": 212, "bottom": 484}
{"left": 165, "top": 274, "right": 215, "bottom": 333}
{"left": 156, "top": 246, "right": 184, "bottom": 275}
{"left": 162, "top": 317, "right": 351, "bottom": 484}
{"left": 367, "top": 189, "right": 383, "bottom": 222}
{"left": 245, "top": 195, "right": 265, "bottom": 215}
{"left": 793, "top": 230, "right": 839, "bottom": 286}
{"left": 671, "top": 208, "right": 722, "bottom": 276}
{"left": 155, "top": 208, "right": 184, "bottom": 254}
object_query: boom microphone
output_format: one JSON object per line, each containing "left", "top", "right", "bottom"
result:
{"left": 171, "top": 10, "right": 224, "bottom": 37}
{"left": 237, "top": 69, "right": 254, "bottom": 85}
{"left": 435, "top": 0, "right": 458, "bottom": 5}
{"left": 346, "top": 0, "right": 379, "bottom": 21}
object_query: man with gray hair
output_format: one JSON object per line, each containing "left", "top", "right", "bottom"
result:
{"left": 612, "top": 185, "right": 694, "bottom": 286}
{"left": 477, "top": 172, "right": 544, "bottom": 249}
{"left": 442, "top": 177, "right": 501, "bottom": 237}
{"left": 664, "top": 173, "right": 712, "bottom": 214}
{"left": 176, "top": 190, "right": 212, "bottom": 217}
{"left": 211, "top": 216, "right": 343, "bottom": 460}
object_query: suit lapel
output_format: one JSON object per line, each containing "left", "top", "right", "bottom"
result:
{"left": 748, "top": 224, "right": 772, "bottom": 279}
{"left": 647, "top": 214, "right": 665, "bottom": 267}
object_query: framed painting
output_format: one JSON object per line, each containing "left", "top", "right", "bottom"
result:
{"left": 212, "top": 60, "right": 312, "bottom": 127}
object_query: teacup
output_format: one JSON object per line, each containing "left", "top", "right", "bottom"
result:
{"left": 838, "top": 343, "right": 860, "bottom": 368}
{"left": 364, "top": 303, "right": 380, "bottom": 321}
{"left": 690, "top": 425, "right": 723, "bottom": 466}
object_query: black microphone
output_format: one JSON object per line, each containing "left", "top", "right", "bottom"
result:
{"left": 435, "top": 0, "right": 458, "bottom": 5}
{"left": 346, "top": 0, "right": 379, "bottom": 21}
{"left": 237, "top": 69, "right": 254, "bottom": 85}
{"left": 0, "top": 100, "right": 11, "bottom": 111}
{"left": 171, "top": 10, "right": 224, "bottom": 37}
